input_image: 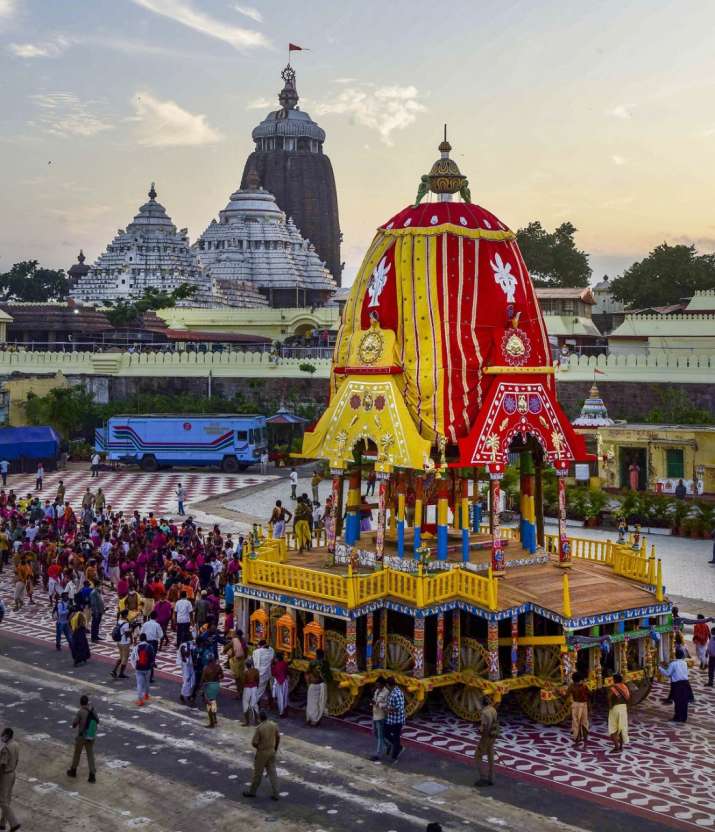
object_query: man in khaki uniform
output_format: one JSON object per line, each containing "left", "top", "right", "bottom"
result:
{"left": 67, "top": 695, "right": 97, "bottom": 783}
{"left": 0, "top": 726, "right": 21, "bottom": 831}
{"left": 474, "top": 696, "right": 499, "bottom": 787}
{"left": 243, "top": 710, "right": 280, "bottom": 800}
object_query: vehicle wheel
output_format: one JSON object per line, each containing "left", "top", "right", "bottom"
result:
{"left": 326, "top": 682, "right": 360, "bottom": 716}
{"left": 384, "top": 634, "right": 423, "bottom": 717}
{"left": 140, "top": 455, "right": 158, "bottom": 472}
{"left": 222, "top": 456, "right": 240, "bottom": 473}
{"left": 515, "top": 646, "right": 571, "bottom": 724}
{"left": 442, "top": 637, "right": 489, "bottom": 721}
{"left": 628, "top": 674, "right": 653, "bottom": 706}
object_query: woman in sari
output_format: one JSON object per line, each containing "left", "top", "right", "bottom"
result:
{"left": 70, "top": 607, "right": 91, "bottom": 667}
{"left": 660, "top": 648, "right": 694, "bottom": 722}
{"left": 201, "top": 656, "right": 224, "bottom": 728}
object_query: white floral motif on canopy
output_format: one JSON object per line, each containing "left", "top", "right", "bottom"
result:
{"left": 490, "top": 252, "right": 517, "bottom": 303}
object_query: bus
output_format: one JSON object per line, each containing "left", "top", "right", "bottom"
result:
{"left": 95, "top": 414, "right": 267, "bottom": 472}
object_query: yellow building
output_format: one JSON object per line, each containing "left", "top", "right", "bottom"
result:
{"left": 596, "top": 423, "right": 715, "bottom": 495}
{"left": 1, "top": 372, "right": 69, "bottom": 426}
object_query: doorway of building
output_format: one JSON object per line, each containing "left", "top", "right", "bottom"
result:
{"left": 619, "top": 447, "right": 647, "bottom": 490}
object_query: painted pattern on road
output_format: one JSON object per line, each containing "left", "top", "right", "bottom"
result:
{"left": 1, "top": 570, "right": 713, "bottom": 831}
{"left": 4, "top": 469, "right": 264, "bottom": 518}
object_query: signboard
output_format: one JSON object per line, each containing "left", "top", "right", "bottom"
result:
{"left": 574, "top": 463, "right": 590, "bottom": 482}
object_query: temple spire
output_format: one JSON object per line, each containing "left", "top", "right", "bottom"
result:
{"left": 148, "top": 182, "right": 157, "bottom": 201}
{"left": 278, "top": 65, "right": 299, "bottom": 110}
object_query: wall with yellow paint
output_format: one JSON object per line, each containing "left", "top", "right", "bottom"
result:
{"left": 2, "top": 371, "right": 69, "bottom": 426}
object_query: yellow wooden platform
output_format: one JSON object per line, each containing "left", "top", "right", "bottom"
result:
{"left": 241, "top": 533, "right": 664, "bottom": 621}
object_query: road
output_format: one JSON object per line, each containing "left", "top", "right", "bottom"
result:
{"left": 0, "top": 631, "right": 683, "bottom": 832}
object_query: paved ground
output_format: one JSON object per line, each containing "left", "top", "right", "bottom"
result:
{"left": 0, "top": 644, "right": 602, "bottom": 832}
{"left": 0, "top": 633, "right": 686, "bottom": 832}
{"left": 5, "top": 467, "right": 278, "bottom": 534}
{"left": 1, "top": 567, "right": 713, "bottom": 831}
{"left": 2, "top": 468, "right": 713, "bottom": 830}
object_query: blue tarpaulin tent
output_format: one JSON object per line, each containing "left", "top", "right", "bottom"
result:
{"left": 0, "top": 426, "right": 60, "bottom": 462}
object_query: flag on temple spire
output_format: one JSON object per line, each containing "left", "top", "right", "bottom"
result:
{"left": 289, "top": 43, "right": 306, "bottom": 51}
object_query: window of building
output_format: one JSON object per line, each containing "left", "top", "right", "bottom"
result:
{"left": 666, "top": 448, "right": 684, "bottom": 479}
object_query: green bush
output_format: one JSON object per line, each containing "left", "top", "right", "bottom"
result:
{"left": 299, "top": 362, "right": 317, "bottom": 374}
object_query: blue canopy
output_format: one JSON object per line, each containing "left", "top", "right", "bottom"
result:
{"left": 0, "top": 426, "right": 60, "bottom": 460}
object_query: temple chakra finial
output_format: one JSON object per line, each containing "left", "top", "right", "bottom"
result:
{"left": 148, "top": 182, "right": 157, "bottom": 201}
{"left": 279, "top": 65, "right": 299, "bottom": 110}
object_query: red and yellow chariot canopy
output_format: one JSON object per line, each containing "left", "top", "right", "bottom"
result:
{"left": 329, "top": 200, "right": 587, "bottom": 470}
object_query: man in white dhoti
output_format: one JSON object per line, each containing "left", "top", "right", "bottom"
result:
{"left": 252, "top": 640, "right": 275, "bottom": 704}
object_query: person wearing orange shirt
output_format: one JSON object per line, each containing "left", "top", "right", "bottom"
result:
{"left": 693, "top": 614, "right": 712, "bottom": 670}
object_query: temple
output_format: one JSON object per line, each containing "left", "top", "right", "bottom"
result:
{"left": 241, "top": 64, "right": 342, "bottom": 286}
{"left": 193, "top": 172, "right": 336, "bottom": 308}
{"left": 69, "top": 184, "right": 208, "bottom": 304}
{"left": 233, "top": 135, "right": 672, "bottom": 724}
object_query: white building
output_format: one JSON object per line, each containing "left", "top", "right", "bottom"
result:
{"left": 70, "top": 184, "right": 209, "bottom": 304}
{"left": 193, "top": 173, "right": 336, "bottom": 308}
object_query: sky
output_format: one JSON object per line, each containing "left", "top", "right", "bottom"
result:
{"left": 2, "top": 0, "right": 715, "bottom": 286}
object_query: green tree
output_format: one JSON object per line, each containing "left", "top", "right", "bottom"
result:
{"left": 516, "top": 221, "right": 591, "bottom": 288}
{"left": 103, "top": 283, "right": 197, "bottom": 326}
{"left": 0, "top": 260, "right": 68, "bottom": 302}
{"left": 25, "top": 385, "right": 99, "bottom": 438}
{"left": 609, "top": 243, "right": 715, "bottom": 309}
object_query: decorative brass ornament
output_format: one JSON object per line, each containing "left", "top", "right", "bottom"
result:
{"left": 500, "top": 326, "right": 532, "bottom": 367}
{"left": 505, "top": 333, "right": 526, "bottom": 357}
{"left": 357, "top": 329, "right": 384, "bottom": 365}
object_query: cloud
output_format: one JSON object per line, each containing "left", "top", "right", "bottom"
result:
{"left": 611, "top": 154, "right": 626, "bottom": 166}
{"left": 234, "top": 4, "right": 262, "bottom": 23}
{"left": 9, "top": 36, "right": 71, "bottom": 58}
{"left": 30, "top": 93, "right": 114, "bottom": 138}
{"left": 132, "top": 91, "right": 223, "bottom": 147}
{"left": 246, "top": 96, "right": 272, "bottom": 110}
{"left": 0, "top": 0, "right": 16, "bottom": 19}
{"left": 131, "top": 0, "right": 268, "bottom": 49}
{"left": 314, "top": 83, "right": 427, "bottom": 146}
{"left": 607, "top": 105, "right": 632, "bottom": 119}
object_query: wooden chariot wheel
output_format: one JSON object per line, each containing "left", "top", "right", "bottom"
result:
{"left": 442, "top": 637, "right": 489, "bottom": 721}
{"left": 324, "top": 630, "right": 361, "bottom": 716}
{"left": 625, "top": 640, "right": 654, "bottom": 706}
{"left": 627, "top": 673, "right": 654, "bottom": 706}
{"left": 516, "top": 646, "right": 571, "bottom": 725}
{"left": 384, "top": 634, "right": 423, "bottom": 717}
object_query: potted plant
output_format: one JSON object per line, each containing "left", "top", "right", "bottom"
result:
{"left": 670, "top": 499, "right": 690, "bottom": 537}
{"left": 696, "top": 503, "right": 715, "bottom": 539}
{"left": 584, "top": 489, "right": 609, "bottom": 527}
